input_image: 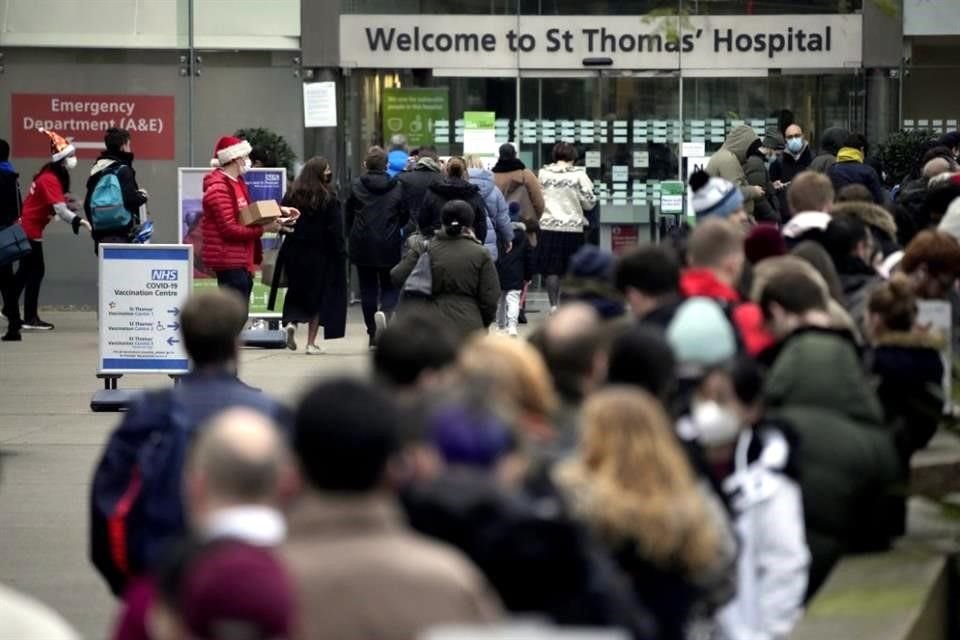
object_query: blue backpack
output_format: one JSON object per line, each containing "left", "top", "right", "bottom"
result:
{"left": 90, "top": 164, "right": 133, "bottom": 232}
{"left": 89, "top": 388, "right": 193, "bottom": 596}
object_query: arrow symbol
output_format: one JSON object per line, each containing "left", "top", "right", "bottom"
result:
{"left": 166, "top": 336, "right": 180, "bottom": 346}
{"left": 167, "top": 322, "right": 181, "bottom": 331}
{"left": 167, "top": 308, "right": 180, "bottom": 317}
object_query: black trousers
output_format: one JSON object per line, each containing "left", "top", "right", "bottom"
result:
{"left": 215, "top": 269, "right": 253, "bottom": 323}
{"left": 355, "top": 266, "right": 398, "bottom": 337}
{"left": 0, "top": 260, "right": 23, "bottom": 331}
{"left": 17, "top": 240, "right": 44, "bottom": 323}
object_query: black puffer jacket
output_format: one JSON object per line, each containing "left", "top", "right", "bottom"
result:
{"left": 398, "top": 162, "right": 443, "bottom": 228}
{"left": 344, "top": 171, "right": 408, "bottom": 268}
{"left": 0, "top": 165, "right": 21, "bottom": 227}
{"left": 418, "top": 178, "right": 488, "bottom": 241}
{"left": 83, "top": 151, "right": 148, "bottom": 243}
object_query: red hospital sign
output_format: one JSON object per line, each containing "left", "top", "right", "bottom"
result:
{"left": 11, "top": 94, "right": 175, "bottom": 160}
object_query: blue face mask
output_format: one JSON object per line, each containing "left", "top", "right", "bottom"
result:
{"left": 786, "top": 137, "right": 804, "bottom": 154}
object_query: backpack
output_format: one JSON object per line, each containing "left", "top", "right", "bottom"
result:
{"left": 90, "top": 388, "right": 193, "bottom": 596}
{"left": 90, "top": 164, "right": 133, "bottom": 232}
{"left": 503, "top": 174, "right": 538, "bottom": 230}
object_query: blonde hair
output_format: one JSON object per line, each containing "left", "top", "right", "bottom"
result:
{"left": 464, "top": 154, "right": 485, "bottom": 170}
{"left": 459, "top": 335, "right": 557, "bottom": 422}
{"left": 556, "top": 387, "right": 721, "bottom": 573}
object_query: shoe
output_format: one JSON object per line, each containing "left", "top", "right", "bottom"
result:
{"left": 305, "top": 344, "right": 325, "bottom": 355}
{"left": 374, "top": 311, "right": 387, "bottom": 340}
{"left": 284, "top": 323, "right": 297, "bottom": 351}
{"left": 1, "top": 331, "right": 21, "bottom": 342}
{"left": 368, "top": 335, "right": 377, "bottom": 351}
{"left": 549, "top": 306, "right": 558, "bottom": 316}
{"left": 518, "top": 311, "right": 528, "bottom": 325}
{"left": 508, "top": 326, "right": 518, "bottom": 338}
{"left": 22, "top": 319, "right": 54, "bottom": 331}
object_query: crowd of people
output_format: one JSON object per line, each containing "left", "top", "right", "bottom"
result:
{"left": 4, "top": 120, "right": 960, "bottom": 638}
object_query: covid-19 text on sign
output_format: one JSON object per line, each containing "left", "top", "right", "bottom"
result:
{"left": 12, "top": 94, "right": 176, "bottom": 160}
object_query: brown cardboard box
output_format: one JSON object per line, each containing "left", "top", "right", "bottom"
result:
{"left": 239, "top": 200, "right": 282, "bottom": 227}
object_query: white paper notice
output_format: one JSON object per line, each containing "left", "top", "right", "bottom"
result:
{"left": 633, "top": 151, "right": 650, "bottom": 168}
{"left": 585, "top": 151, "right": 602, "bottom": 168}
{"left": 303, "top": 81, "right": 337, "bottom": 128}
{"left": 612, "top": 165, "right": 629, "bottom": 182}
{"left": 682, "top": 141, "right": 706, "bottom": 157}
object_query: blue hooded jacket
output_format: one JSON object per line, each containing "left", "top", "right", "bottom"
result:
{"left": 468, "top": 167, "right": 512, "bottom": 261}
{"left": 387, "top": 149, "right": 409, "bottom": 177}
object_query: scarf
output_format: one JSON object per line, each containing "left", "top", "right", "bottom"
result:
{"left": 0, "top": 161, "right": 15, "bottom": 173}
{"left": 492, "top": 157, "right": 526, "bottom": 173}
{"left": 837, "top": 147, "right": 864, "bottom": 164}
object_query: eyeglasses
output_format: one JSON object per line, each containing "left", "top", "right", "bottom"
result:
{"left": 785, "top": 133, "right": 803, "bottom": 140}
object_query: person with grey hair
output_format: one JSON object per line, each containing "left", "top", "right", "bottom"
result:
{"left": 387, "top": 134, "right": 409, "bottom": 178}
{"left": 184, "top": 407, "right": 291, "bottom": 545}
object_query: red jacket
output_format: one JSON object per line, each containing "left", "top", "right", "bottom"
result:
{"left": 201, "top": 170, "right": 263, "bottom": 273}
{"left": 20, "top": 169, "right": 65, "bottom": 241}
{"left": 679, "top": 268, "right": 774, "bottom": 357}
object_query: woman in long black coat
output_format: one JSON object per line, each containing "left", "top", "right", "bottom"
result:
{"left": 277, "top": 157, "right": 347, "bottom": 354}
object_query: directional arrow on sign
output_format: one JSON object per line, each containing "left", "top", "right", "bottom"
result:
{"left": 167, "top": 322, "right": 181, "bottom": 331}
{"left": 167, "top": 336, "right": 180, "bottom": 346}
{"left": 167, "top": 308, "right": 180, "bottom": 317}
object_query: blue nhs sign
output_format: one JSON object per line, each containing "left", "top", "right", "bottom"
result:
{"left": 151, "top": 269, "right": 179, "bottom": 281}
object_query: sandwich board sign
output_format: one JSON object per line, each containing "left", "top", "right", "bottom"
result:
{"left": 93, "top": 244, "right": 192, "bottom": 412}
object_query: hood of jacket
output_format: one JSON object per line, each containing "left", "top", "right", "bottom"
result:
{"left": 722, "top": 125, "right": 759, "bottom": 164}
{"left": 0, "top": 161, "right": 16, "bottom": 175}
{"left": 386, "top": 149, "right": 409, "bottom": 177}
{"left": 492, "top": 157, "right": 526, "bottom": 174}
{"left": 90, "top": 151, "right": 134, "bottom": 176}
{"left": 679, "top": 268, "right": 740, "bottom": 303}
{"left": 415, "top": 157, "right": 441, "bottom": 173}
{"left": 872, "top": 331, "right": 946, "bottom": 384}
{"left": 541, "top": 162, "right": 587, "bottom": 176}
{"left": 820, "top": 127, "right": 849, "bottom": 156}
{"left": 357, "top": 170, "right": 398, "bottom": 195}
{"left": 429, "top": 177, "right": 480, "bottom": 199}
{"left": 875, "top": 329, "right": 945, "bottom": 352}
{"left": 467, "top": 168, "right": 496, "bottom": 198}
{"left": 765, "top": 327, "right": 883, "bottom": 425}
{"left": 831, "top": 201, "right": 898, "bottom": 240}
{"left": 837, "top": 147, "right": 864, "bottom": 164}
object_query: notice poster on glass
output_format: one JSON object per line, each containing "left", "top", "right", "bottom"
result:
{"left": 177, "top": 167, "right": 287, "bottom": 315}
{"left": 585, "top": 151, "right": 602, "bottom": 168}
{"left": 463, "top": 111, "right": 497, "bottom": 157}
{"left": 382, "top": 88, "right": 450, "bottom": 148}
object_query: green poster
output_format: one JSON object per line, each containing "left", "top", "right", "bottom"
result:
{"left": 464, "top": 111, "right": 496, "bottom": 130}
{"left": 659, "top": 180, "right": 685, "bottom": 214}
{"left": 382, "top": 88, "right": 449, "bottom": 147}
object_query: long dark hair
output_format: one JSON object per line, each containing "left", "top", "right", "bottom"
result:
{"left": 36, "top": 161, "right": 70, "bottom": 193}
{"left": 288, "top": 156, "right": 334, "bottom": 212}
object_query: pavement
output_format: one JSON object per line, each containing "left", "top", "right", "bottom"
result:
{"left": 0, "top": 309, "right": 379, "bottom": 638}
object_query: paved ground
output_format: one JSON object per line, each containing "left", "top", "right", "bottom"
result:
{"left": 0, "top": 309, "right": 380, "bottom": 638}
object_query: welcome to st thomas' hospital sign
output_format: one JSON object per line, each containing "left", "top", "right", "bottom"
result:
{"left": 340, "top": 14, "right": 863, "bottom": 71}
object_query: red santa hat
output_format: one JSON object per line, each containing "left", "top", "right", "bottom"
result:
{"left": 38, "top": 128, "right": 76, "bottom": 162}
{"left": 210, "top": 135, "right": 252, "bottom": 168}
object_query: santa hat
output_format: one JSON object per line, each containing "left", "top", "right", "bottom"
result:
{"left": 38, "top": 128, "right": 76, "bottom": 163}
{"left": 210, "top": 135, "right": 252, "bottom": 168}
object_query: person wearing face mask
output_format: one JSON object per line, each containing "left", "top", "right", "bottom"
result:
{"left": 277, "top": 157, "right": 347, "bottom": 355}
{"left": 202, "top": 135, "right": 296, "bottom": 321}
{"left": 770, "top": 124, "right": 813, "bottom": 220}
{"left": 15, "top": 128, "right": 92, "bottom": 331}
{"left": 83, "top": 127, "right": 148, "bottom": 254}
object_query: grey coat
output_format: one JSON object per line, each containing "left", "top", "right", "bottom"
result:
{"left": 707, "top": 125, "right": 763, "bottom": 215}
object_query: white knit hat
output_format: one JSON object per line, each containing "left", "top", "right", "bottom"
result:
{"left": 689, "top": 171, "right": 744, "bottom": 219}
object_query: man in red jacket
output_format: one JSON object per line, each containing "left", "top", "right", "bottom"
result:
{"left": 679, "top": 218, "right": 774, "bottom": 356}
{"left": 201, "top": 136, "right": 295, "bottom": 320}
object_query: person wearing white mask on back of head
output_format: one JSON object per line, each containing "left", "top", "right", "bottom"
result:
{"left": 14, "top": 128, "right": 92, "bottom": 333}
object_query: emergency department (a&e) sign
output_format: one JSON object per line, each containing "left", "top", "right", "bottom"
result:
{"left": 11, "top": 94, "right": 176, "bottom": 160}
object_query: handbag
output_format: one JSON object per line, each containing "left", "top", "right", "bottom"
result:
{"left": 403, "top": 241, "right": 433, "bottom": 298}
{"left": 0, "top": 223, "right": 31, "bottom": 267}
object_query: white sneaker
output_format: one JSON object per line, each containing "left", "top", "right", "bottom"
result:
{"left": 374, "top": 311, "right": 388, "bottom": 340}
{"left": 284, "top": 323, "right": 297, "bottom": 351}
{"left": 549, "top": 306, "right": 558, "bottom": 315}
{"left": 305, "top": 344, "right": 325, "bottom": 355}
{"left": 508, "top": 326, "right": 519, "bottom": 338}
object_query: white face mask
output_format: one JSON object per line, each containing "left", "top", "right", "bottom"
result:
{"left": 238, "top": 157, "right": 252, "bottom": 175}
{"left": 64, "top": 156, "right": 78, "bottom": 170}
{"left": 691, "top": 401, "right": 741, "bottom": 447}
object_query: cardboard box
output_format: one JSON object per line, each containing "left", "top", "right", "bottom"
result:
{"left": 239, "top": 200, "right": 281, "bottom": 227}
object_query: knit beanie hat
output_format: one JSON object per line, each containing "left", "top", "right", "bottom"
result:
{"left": 38, "top": 128, "right": 76, "bottom": 162}
{"left": 179, "top": 541, "right": 295, "bottom": 639}
{"left": 666, "top": 297, "right": 737, "bottom": 375}
{"left": 938, "top": 196, "right": 960, "bottom": 243}
{"left": 568, "top": 245, "right": 616, "bottom": 280}
{"left": 762, "top": 125, "right": 786, "bottom": 151}
{"left": 745, "top": 224, "right": 787, "bottom": 264}
{"left": 689, "top": 171, "right": 744, "bottom": 219}
{"left": 210, "top": 135, "right": 253, "bottom": 168}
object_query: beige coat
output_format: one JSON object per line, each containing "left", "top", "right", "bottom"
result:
{"left": 492, "top": 167, "right": 545, "bottom": 222}
{"left": 707, "top": 125, "right": 763, "bottom": 215}
{"left": 281, "top": 494, "right": 502, "bottom": 640}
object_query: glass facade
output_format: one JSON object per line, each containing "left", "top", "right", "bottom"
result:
{"left": 341, "top": 0, "right": 861, "bottom": 15}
